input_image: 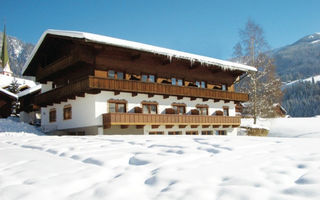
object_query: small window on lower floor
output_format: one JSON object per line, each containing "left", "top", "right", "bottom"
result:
{"left": 186, "top": 131, "right": 198, "bottom": 135}
{"left": 168, "top": 131, "right": 182, "bottom": 135}
{"left": 49, "top": 108, "right": 56, "bottom": 123}
{"left": 63, "top": 105, "right": 72, "bottom": 120}
{"left": 216, "top": 130, "right": 226, "bottom": 135}
{"left": 149, "top": 131, "right": 164, "bottom": 135}
{"left": 202, "top": 131, "right": 213, "bottom": 135}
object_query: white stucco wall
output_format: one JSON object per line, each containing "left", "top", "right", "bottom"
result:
{"left": 41, "top": 90, "right": 237, "bottom": 135}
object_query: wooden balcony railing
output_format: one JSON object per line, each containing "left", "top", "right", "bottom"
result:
{"left": 89, "top": 76, "right": 248, "bottom": 102}
{"left": 34, "top": 78, "right": 91, "bottom": 106}
{"left": 35, "top": 76, "right": 248, "bottom": 106}
{"left": 102, "top": 112, "right": 241, "bottom": 129}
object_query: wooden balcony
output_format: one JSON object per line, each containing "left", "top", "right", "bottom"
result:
{"left": 89, "top": 76, "right": 248, "bottom": 101}
{"left": 35, "top": 76, "right": 248, "bottom": 106}
{"left": 102, "top": 113, "right": 240, "bottom": 129}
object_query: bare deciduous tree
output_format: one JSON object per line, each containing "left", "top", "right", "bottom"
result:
{"left": 233, "top": 19, "right": 282, "bottom": 124}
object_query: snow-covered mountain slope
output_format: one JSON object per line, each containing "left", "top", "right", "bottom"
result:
{"left": 284, "top": 75, "right": 320, "bottom": 87}
{"left": 271, "top": 33, "right": 320, "bottom": 82}
{"left": 0, "top": 33, "right": 34, "bottom": 76}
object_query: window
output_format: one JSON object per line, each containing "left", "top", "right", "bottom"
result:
{"left": 49, "top": 108, "right": 56, "bottom": 123}
{"left": 141, "top": 75, "right": 148, "bottom": 82}
{"left": 222, "top": 84, "right": 227, "bottom": 91}
{"left": 216, "top": 130, "right": 226, "bottom": 135}
{"left": 108, "top": 100, "right": 127, "bottom": 113}
{"left": 202, "top": 131, "right": 213, "bottom": 135}
{"left": 172, "top": 103, "right": 186, "bottom": 115}
{"left": 142, "top": 102, "right": 158, "bottom": 114}
{"left": 149, "top": 131, "right": 164, "bottom": 135}
{"left": 196, "top": 105, "right": 209, "bottom": 115}
{"left": 171, "top": 78, "right": 176, "bottom": 85}
{"left": 168, "top": 131, "right": 182, "bottom": 135}
{"left": 117, "top": 72, "right": 124, "bottom": 79}
{"left": 186, "top": 131, "right": 198, "bottom": 135}
{"left": 196, "top": 81, "right": 200, "bottom": 87}
{"left": 63, "top": 105, "right": 72, "bottom": 120}
{"left": 172, "top": 78, "right": 183, "bottom": 86}
{"left": 108, "top": 70, "right": 115, "bottom": 79}
{"left": 201, "top": 81, "right": 206, "bottom": 88}
{"left": 149, "top": 75, "right": 155, "bottom": 82}
{"left": 223, "top": 106, "right": 229, "bottom": 116}
{"left": 142, "top": 74, "right": 155, "bottom": 82}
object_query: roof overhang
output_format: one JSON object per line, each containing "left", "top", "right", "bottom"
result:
{"left": 23, "top": 29, "right": 257, "bottom": 76}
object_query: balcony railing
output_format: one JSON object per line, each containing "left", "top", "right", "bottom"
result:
{"left": 89, "top": 76, "right": 248, "bottom": 102}
{"left": 35, "top": 76, "right": 249, "bottom": 106}
{"left": 102, "top": 112, "right": 240, "bottom": 129}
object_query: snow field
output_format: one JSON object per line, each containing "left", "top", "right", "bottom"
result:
{"left": 1, "top": 135, "right": 320, "bottom": 200}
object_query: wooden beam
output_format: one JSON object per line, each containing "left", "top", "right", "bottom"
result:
{"left": 78, "top": 93, "right": 85, "bottom": 97}
{"left": 214, "top": 99, "right": 220, "bottom": 103}
{"left": 136, "top": 125, "right": 144, "bottom": 129}
{"left": 165, "top": 125, "right": 174, "bottom": 129}
{"left": 151, "top": 125, "right": 160, "bottom": 129}
{"left": 224, "top": 100, "right": 230, "bottom": 103}
{"left": 114, "top": 91, "right": 120, "bottom": 96}
{"left": 190, "top": 97, "right": 196, "bottom": 101}
{"left": 148, "top": 94, "right": 154, "bottom": 98}
{"left": 121, "top": 125, "right": 129, "bottom": 129}
{"left": 202, "top": 125, "right": 210, "bottom": 128}
{"left": 87, "top": 89, "right": 101, "bottom": 95}
{"left": 179, "top": 125, "right": 187, "bottom": 128}
{"left": 212, "top": 125, "right": 220, "bottom": 128}
{"left": 177, "top": 96, "right": 183, "bottom": 100}
{"left": 132, "top": 92, "right": 138, "bottom": 97}
{"left": 232, "top": 125, "right": 239, "bottom": 128}
{"left": 191, "top": 125, "right": 198, "bottom": 128}
{"left": 223, "top": 125, "right": 230, "bottom": 128}
{"left": 163, "top": 95, "right": 169, "bottom": 99}
{"left": 203, "top": 98, "right": 208, "bottom": 102}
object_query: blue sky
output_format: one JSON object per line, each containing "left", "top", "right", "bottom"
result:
{"left": 1, "top": 0, "right": 320, "bottom": 59}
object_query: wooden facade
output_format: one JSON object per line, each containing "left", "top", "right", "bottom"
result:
{"left": 22, "top": 30, "right": 255, "bottom": 135}
{"left": 103, "top": 113, "right": 240, "bottom": 129}
{"left": 34, "top": 76, "right": 249, "bottom": 107}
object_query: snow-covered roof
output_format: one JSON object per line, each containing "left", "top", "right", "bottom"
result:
{"left": 23, "top": 29, "right": 257, "bottom": 74}
{"left": 18, "top": 84, "right": 41, "bottom": 98}
{"left": 0, "top": 88, "right": 18, "bottom": 99}
{"left": 0, "top": 74, "right": 37, "bottom": 89}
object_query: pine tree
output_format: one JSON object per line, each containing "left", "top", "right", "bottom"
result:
{"left": 233, "top": 19, "right": 282, "bottom": 123}
{"left": 8, "top": 78, "right": 20, "bottom": 94}
{"left": 8, "top": 78, "right": 20, "bottom": 116}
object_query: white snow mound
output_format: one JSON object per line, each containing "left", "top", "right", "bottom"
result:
{"left": 0, "top": 117, "right": 44, "bottom": 136}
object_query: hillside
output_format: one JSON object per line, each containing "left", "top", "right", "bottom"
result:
{"left": 0, "top": 32, "right": 34, "bottom": 76}
{"left": 271, "top": 33, "right": 320, "bottom": 82}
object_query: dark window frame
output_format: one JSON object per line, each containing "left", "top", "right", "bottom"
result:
{"left": 63, "top": 105, "right": 72, "bottom": 120}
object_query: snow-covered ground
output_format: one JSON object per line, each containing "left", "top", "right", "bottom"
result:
{"left": 1, "top": 118, "right": 320, "bottom": 200}
{"left": 241, "top": 117, "right": 320, "bottom": 138}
